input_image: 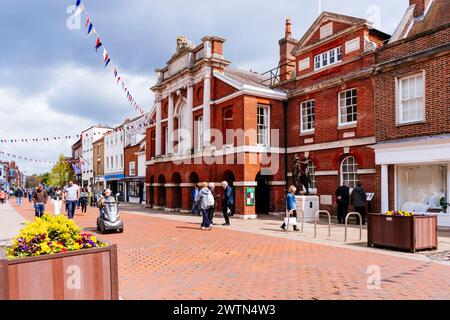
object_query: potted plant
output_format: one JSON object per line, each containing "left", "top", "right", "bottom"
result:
{"left": 0, "top": 214, "right": 118, "bottom": 300}
{"left": 368, "top": 211, "right": 438, "bottom": 253}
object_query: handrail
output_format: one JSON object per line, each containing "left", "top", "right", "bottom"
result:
{"left": 345, "top": 212, "right": 363, "bottom": 242}
{"left": 314, "top": 210, "right": 331, "bottom": 238}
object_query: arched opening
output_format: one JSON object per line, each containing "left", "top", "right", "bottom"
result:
{"left": 157, "top": 175, "right": 166, "bottom": 207}
{"left": 171, "top": 172, "right": 182, "bottom": 210}
{"left": 255, "top": 171, "right": 270, "bottom": 214}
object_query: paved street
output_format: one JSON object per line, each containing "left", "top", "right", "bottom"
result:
{"left": 4, "top": 199, "right": 450, "bottom": 300}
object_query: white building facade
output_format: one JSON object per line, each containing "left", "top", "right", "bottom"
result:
{"left": 104, "top": 124, "right": 126, "bottom": 200}
{"left": 81, "top": 125, "right": 111, "bottom": 191}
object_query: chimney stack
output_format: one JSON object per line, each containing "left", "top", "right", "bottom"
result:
{"left": 409, "top": 0, "right": 432, "bottom": 18}
{"left": 279, "top": 18, "right": 297, "bottom": 82}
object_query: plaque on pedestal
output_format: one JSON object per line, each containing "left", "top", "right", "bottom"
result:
{"left": 295, "top": 195, "right": 320, "bottom": 222}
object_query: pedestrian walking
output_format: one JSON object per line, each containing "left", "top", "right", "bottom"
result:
{"left": 51, "top": 186, "right": 63, "bottom": 216}
{"left": 198, "top": 182, "right": 214, "bottom": 230}
{"left": 221, "top": 181, "right": 234, "bottom": 226}
{"left": 32, "top": 185, "right": 48, "bottom": 218}
{"left": 14, "top": 187, "right": 24, "bottom": 206}
{"left": 28, "top": 188, "right": 33, "bottom": 203}
{"left": 79, "top": 187, "right": 89, "bottom": 215}
{"left": 351, "top": 182, "right": 367, "bottom": 225}
{"left": 336, "top": 183, "right": 350, "bottom": 224}
{"left": 63, "top": 180, "right": 80, "bottom": 220}
{"left": 191, "top": 185, "right": 200, "bottom": 216}
{"left": 0, "top": 190, "right": 6, "bottom": 204}
{"left": 281, "top": 186, "right": 299, "bottom": 231}
{"left": 208, "top": 183, "right": 219, "bottom": 224}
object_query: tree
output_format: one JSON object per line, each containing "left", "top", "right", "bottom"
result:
{"left": 48, "top": 155, "right": 74, "bottom": 188}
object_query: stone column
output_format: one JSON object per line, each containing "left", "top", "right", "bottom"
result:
{"left": 155, "top": 95, "right": 162, "bottom": 156}
{"left": 167, "top": 93, "right": 174, "bottom": 155}
{"left": 203, "top": 70, "right": 211, "bottom": 148}
{"left": 381, "top": 164, "right": 389, "bottom": 213}
{"left": 186, "top": 83, "right": 194, "bottom": 152}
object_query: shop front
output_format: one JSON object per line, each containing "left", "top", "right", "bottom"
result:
{"left": 105, "top": 174, "right": 126, "bottom": 202}
{"left": 125, "top": 178, "right": 145, "bottom": 204}
{"left": 374, "top": 135, "right": 450, "bottom": 227}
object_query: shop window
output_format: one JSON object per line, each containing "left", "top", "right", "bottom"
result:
{"left": 397, "top": 164, "right": 447, "bottom": 213}
{"left": 128, "top": 182, "right": 140, "bottom": 198}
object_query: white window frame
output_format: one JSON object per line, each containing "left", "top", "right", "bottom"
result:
{"left": 257, "top": 104, "right": 270, "bottom": 147}
{"left": 340, "top": 156, "right": 359, "bottom": 189}
{"left": 396, "top": 71, "right": 425, "bottom": 125}
{"left": 314, "top": 47, "right": 342, "bottom": 71}
{"left": 338, "top": 88, "right": 358, "bottom": 126}
{"left": 300, "top": 100, "right": 315, "bottom": 134}
{"left": 129, "top": 161, "right": 136, "bottom": 176}
{"left": 164, "top": 126, "right": 169, "bottom": 155}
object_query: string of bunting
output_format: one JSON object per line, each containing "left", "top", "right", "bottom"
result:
{"left": 73, "top": 0, "right": 148, "bottom": 118}
{"left": 0, "top": 151, "right": 59, "bottom": 165}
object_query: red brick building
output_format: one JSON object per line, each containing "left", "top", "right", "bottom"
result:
{"left": 372, "top": 0, "right": 450, "bottom": 226}
{"left": 274, "top": 12, "right": 389, "bottom": 213}
{"left": 146, "top": 36, "right": 287, "bottom": 218}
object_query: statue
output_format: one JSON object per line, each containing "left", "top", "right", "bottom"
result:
{"left": 176, "top": 35, "right": 195, "bottom": 54}
{"left": 292, "top": 153, "right": 311, "bottom": 195}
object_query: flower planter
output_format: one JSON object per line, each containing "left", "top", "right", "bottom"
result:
{"left": 368, "top": 214, "right": 438, "bottom": 253}
{"left": 0, "top": 244, "right": 118, "bottom": 300}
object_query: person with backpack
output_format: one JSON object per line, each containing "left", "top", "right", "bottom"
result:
{"left": 198, "top": 182, "right": 214, "bottom": 230}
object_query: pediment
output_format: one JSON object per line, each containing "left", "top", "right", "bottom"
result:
{"left": 292, "top": 11, "right": 367, "bottom": 55}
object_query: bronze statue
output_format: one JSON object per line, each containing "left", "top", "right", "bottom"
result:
{"left": 292, "top": 154, "right": 311, "bottom": 195}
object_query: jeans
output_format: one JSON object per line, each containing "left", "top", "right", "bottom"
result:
{"left": 201, "top": 208, "right": 212, "bottom": 228}
{"left": 34, "top": 203, "right": 45, "bottom": 218}
{"left": 192, "top": 201, "right": 200, "bottom": 216}
{"left": 222, "top": 205, "right": 231, "bottom": 225}
{"left": 16, "top": 197, "right": 22, "bottom": 206}
{"left": 66, "top": 200, "right": 78, "bottom": 219}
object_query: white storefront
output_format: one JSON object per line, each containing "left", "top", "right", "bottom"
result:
{"left": 81, "top": 125, "right": 111, "bottom": 191}
{"left": 374, "top": 135, "right": 450, "bottom": 227}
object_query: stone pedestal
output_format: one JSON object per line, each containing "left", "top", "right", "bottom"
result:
{"left": 295, "top": 195, "right": 320, "bottom": 222}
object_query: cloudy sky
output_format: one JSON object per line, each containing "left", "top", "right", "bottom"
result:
{"left": 0, "top": 0, "right": 409, "bottom": 175}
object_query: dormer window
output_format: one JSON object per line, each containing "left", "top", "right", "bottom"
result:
{"left": 314, "top": 47, "right": 342, "bottom": 70}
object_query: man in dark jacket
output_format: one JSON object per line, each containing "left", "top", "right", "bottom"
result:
{"left": 15, "top": 187, "right": 24, "bottom": 207}
{"left": 351, "top": 182, "right": 367, "bottom": 225}
{"left": 336, "top": 183, "right": 350, "bottom": 224}
{"left": 221, "top": 181, "right": 234, "bottom": 226}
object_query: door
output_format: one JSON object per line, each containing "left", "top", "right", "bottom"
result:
{"left": 255, "top": 174, "right": 270, "bottom": 214}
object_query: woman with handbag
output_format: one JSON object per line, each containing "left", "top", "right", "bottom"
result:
{"left": 281, "top": 186, "right": 299, "bottom": 231}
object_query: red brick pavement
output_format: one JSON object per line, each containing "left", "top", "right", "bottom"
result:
{"left": 9, "top": 199, "right": 450, "bottom": 300}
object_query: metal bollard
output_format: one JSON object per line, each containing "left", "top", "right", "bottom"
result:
{"left": 345, "top": 212, "right": 362, "bottom": 242}
{"left": 314, "top": 210, "right": 331, "bottom": 238}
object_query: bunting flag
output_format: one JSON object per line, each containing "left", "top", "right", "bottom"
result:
{"left": 0, "top": 151, "right": 58, "bottom": 165}
{"left": 95, "top": 38, "right": 102, "bottom": 51}
{"left": 73, "top": 0, "right": 148, "bottom": 118}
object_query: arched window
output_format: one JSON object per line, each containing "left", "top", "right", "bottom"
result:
{"left": 341, "top": 156, "right": 359, "bottom": 189}
{"left": 308, "top": 160, "right": 317, "bottom": 190}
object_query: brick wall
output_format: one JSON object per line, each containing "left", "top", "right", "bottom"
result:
{"left": 124, "top": 145, "right": 140, "bottom": 177}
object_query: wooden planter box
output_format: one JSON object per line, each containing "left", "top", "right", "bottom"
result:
{"left": 368, "top": 214, "right": 438, "bottom": 253}
{"left": 0, "top": 244, "right": 118, "bottom": 300}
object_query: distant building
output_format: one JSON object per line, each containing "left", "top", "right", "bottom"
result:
{"left": 93, "top": 137, "right": 105, "bottom": 194}
{"left": 124, "top": 137, "right": 146, "bottom": 204}
{"left": 71, "top": 137, "right": 83, "bottom": 186}
{"left": 104, "top": 122, "right": 127, "bottom": 200}
{"left": 80, "top": 125, "right": 111, "bottom": 191}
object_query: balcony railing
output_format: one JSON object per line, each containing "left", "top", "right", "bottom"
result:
{"left": 260, "top": 60, "right": 296, "bottom": 87}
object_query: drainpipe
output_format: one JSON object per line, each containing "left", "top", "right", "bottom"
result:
{"left": 283, "top": 98, "right": 289, "bottom": 192}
